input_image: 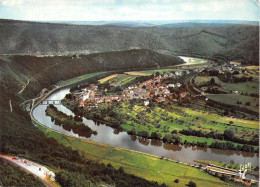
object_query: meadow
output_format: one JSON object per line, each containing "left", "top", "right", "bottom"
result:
{"left": 207, "top": 94, "right": 259, "bottom": 113}
{"left": 57, "top": 72, "right": 104, "bottom": 86}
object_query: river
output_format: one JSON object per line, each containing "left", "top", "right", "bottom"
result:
{"left": 33, "top": 87, "right": 259, "bottom": 168}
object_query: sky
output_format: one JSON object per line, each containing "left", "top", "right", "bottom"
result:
{"left": 0, "top": 0, "right": 259, "bottom": 21}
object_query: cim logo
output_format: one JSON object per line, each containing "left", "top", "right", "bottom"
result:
{"left": 239, "top": 162, "right": 251, "bottom": 179}
{"left": 240, "top": 162, "right": 252, "bottom": 171}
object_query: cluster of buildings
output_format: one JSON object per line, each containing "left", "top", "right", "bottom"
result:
{"left": 74, "top": 73, "right": 188, "bottom": 109}
{"left": 205, "top": 163, "right": 258, "bottom": 186}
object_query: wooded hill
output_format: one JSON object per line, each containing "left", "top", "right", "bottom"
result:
{"left": 0, "top": 19, "right": 258, "bottom": 65}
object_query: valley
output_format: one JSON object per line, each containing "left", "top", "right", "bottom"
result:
{"left": 0, "top": 18, "right": 259, "bottom": 187}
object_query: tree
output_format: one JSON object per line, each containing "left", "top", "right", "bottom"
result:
{"left": 174, "top": 179, "right": 179, "bottom": 183}
{"left": 138, "top": 130, "right": 149, "bottom": 138}
{"left": 151, "top": 132, "right": 162, "bottom": 140}
{"left": 155, "top": 71, "right": 160, "bottom": 77}
{"left": 65, "top": 93, "right": 73, "bottom": 99}
{"left": 209, "top": 78, "right": 215, "bottom": 85}
{"left": 223, "top": 129, "right": 234, "bottom": 140}
{"left": 187, "top": 181, "right": 197, "bottom": 187}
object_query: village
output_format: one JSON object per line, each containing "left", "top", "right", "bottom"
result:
{"left": 69, "top": 60, "right": 252, "bottom": 111}
{"left": 73, "top": 71, "right": 191, "bottom": 110}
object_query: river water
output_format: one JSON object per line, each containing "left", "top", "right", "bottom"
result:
{"left": 33, "top": 87, "right": 259, "bottom": 168}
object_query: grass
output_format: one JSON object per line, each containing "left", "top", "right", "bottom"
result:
{"left": 36, "top": 124, "right": 229, "bottom": 187}
{"left": 124, "top": 71, "right": 150, "bottom": 76}
{"left": 218, "top": 80, "right": 259, "bottom": 95}
{"left": 98, "top": 73, "right": 142, "bottom": 86}
{"left": 195, "top": 160, "right": 241, "bottom": 170}
{"left": 57, "top": 72, "right": 104, "bottom": 86}
{"left": 179, "top": 57, "right": 207, "bottom": 65}
{"left": 194, "top": 76, "right": 222, "bottom": 86}
{"left": 207, "top": 94, "right": 259, "bottom": 113}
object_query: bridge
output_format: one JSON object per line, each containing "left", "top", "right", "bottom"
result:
{"left": 39, "top": 100, "right": 62, "bottom": 105}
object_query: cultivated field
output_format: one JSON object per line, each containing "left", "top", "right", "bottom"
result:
{"left": 124, "top": 71, "right": 150, "bottom": 76}
{"left": 194, "top": 76, "right": 222, "bottom": 86}
{"left": 98, "top": 74, "right": 120, "bottom": 84}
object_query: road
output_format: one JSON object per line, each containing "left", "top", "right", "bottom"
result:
{"left": 0, "top": 154, "right": 57, "bottom": 187}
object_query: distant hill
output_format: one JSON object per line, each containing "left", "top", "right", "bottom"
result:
{"left": 37, "top": 20, "right": 260, "bottom": 27}
{"left": 0, "top": 19, "right": 258, "bottom": 64}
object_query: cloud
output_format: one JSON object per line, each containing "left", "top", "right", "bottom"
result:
{"left": 0, "top": 0, "right": 259, "bottom": 21}
{"left": 0, "top": 0, "right": 24, "bottom": 6}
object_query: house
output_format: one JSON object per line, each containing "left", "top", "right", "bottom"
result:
{"left": 144, "top": 100, "right": 149, "bottom": 106}
{"left": 163, "top": 73, "right": 169, "bottom": 78}
{"left": 232, "top": 90, "right": 239, "bottom": 94}
{"left": 78, "top": 99, "right": 84, "bottom": 107}
{"left": 175, "top": 71, "right": 182, "bottom": 76}
{"left": 176, "top": 82, "right": 182, "bottom": 87}
{"left": 230, "top": 61, "right": 241, "bottom": 66}
{"left": 164, "top": 89, "right": 171, "bottom": 95}
{"left": 180, "top": 92, "right": 187, "bottom": 98}
{"left": 169, "top": 73, "right": 175, "bottom": 77}
{"left": 168, "top": 84, "right": 175, "bottom": 88}
{"left": 156, "top": 97, "right": 166, "bottom": 102}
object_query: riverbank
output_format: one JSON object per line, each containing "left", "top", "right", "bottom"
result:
{"left": 36, "top": 123, "right": 229, "bottom": 187}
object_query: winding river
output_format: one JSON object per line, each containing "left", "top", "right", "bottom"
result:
{"left": 33, "top": 87, "right": 259, "bottom": 167}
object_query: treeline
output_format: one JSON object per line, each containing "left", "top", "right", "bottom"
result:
{"left": 209, "top": 141, "right": 256, "bottom": 152}
{"left": 127, "top": 128, "right": 182, "bottom": 144}
{"left": 55, "top": 164, "right": 164, "bottom": 187}
{"left": 46, "top": 104, "right": 97, "bottom": 138}
{"left": 179, "top": 129, "right": 258, "bottom": 146}
{"left": 0, "top": 159, "right": 45, "bottom": 187}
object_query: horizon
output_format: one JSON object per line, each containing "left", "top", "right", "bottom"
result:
{"left": 0, "top": 0, "right": 259, "bottom": 22}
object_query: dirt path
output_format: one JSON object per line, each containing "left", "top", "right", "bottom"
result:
{"left": 0, "top": 154, "right": 58, "bottom": 187}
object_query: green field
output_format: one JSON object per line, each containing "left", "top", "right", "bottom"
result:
{"left": 83, "top": 100, "right": 258, "bottom": 148}
{"left": 56, "top": 72, "right": 104, "bottom": 86}
{"left": 99, "top": 73, "right": 141, "bottom": 86}
{"left": 194, "top": 76, "right": 222, "bottom": 86}
{"left": 207, "top": 94, "right": 259, "bottom": 113}
{"left": 218, "top": 80, "right": 259, "bottom": 95}
{"left": 36, "top": 124, "right": 229, "bottom": 187}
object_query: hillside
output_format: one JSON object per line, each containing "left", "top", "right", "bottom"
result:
{"left": 0, "top": 19, "right": 258, "bottom": 65}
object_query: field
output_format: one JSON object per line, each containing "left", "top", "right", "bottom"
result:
{"left": 207, "top": 94, "right": 259, "bottom": 113}
{"left": 36, "top": 124, "right": 229, "bottom": 187}
{"left": 98, "top": 74, "right": 120, "bottom": 84}
{"left": 94, "top": 101, "right": 259, "bottom": 147}
{"left": 124, "top": 71, "right": 150, "bottom": 76}
{"left": 99, "top": 72, "right": 150, "bottom": 86}
{"left": 179, "top": 57, "right": 207, "bottom": 65}
{"left": 194, "top": 76, "right": 222, "bottom": 86}
{"left": 57, "top": 72, "right": 104, "bottom": 86}
{"left": 217, "top": 80, "right": 259, "bottom": 95}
